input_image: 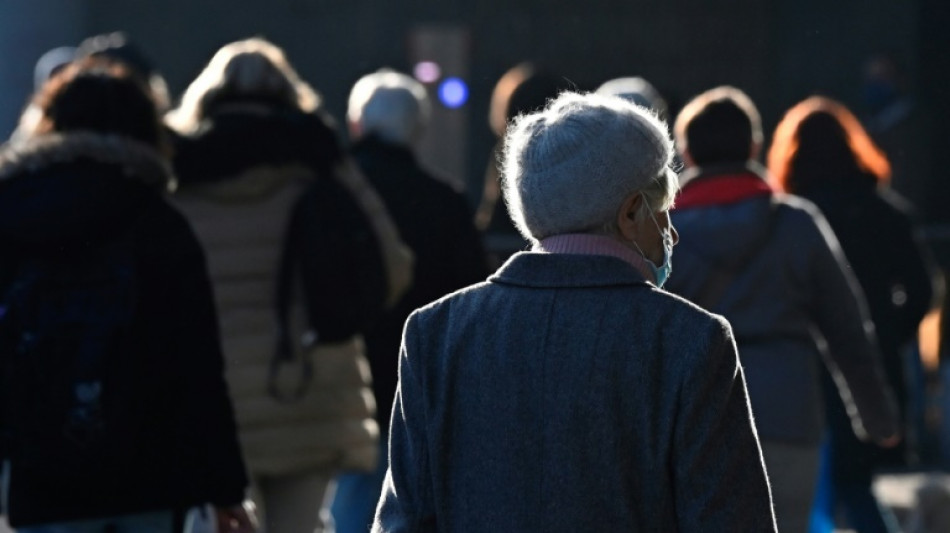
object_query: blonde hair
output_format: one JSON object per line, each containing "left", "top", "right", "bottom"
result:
{"left": 167, "top": 38, "right": 319, "bottom": 134}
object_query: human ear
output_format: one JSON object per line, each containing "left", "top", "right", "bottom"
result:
{"left": 616, "top": 192, "right": 643, "bottom": 242}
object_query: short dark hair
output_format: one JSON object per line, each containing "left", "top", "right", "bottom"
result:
{"left": 505, "top": 69, "right": 573, "bottom": 123}
{"left": 33, "top": 57, "right": 166, "bottom": 151}
{"left": 674, "top": 86, "right": 762, "bottom": 166}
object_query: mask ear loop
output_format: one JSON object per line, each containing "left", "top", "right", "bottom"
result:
{"left": 629, "top": 199, "right": 664, "bottom": 264}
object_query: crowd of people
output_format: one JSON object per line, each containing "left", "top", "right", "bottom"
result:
{"left": 0, "top": 31, "right": 947, "bottom": 533}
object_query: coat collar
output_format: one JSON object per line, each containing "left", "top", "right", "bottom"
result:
{"left": 352, "top": 135, "right": 418, "bottom": 169}
{"left": 675, "top": 161, "right": 773, "bottom": 209}
{"left": 489, "top": 251, "right": 650, "bottom": 289}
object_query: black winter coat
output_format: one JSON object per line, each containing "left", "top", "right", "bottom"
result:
{"left": 800, "top": 176, "right": 934, "bottom": 474}
{"left": 353, "top": 137, "right": 490, "bottom": 430}
{"left": 0, "top": 133, "right": 248, "bottom": 526}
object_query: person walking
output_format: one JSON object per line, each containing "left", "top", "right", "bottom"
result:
{"left": 768, "top": 96, "right": 935, "bottom": 533}
{"left": 374, "top": 91, "right": 776, "bottom": 532}
{"left": 0, "top": 58, "right": 252, "bottom": 532}
{"left": 330, "top": 69, "right": 488, "bottom": 533}
{"left": 168, "top": 39, "right": 410, "bottom": 533}
{"left": 666, "top": 86, "right": 901, "bottom": 533}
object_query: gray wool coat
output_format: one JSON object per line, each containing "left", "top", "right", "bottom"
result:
{"left": 374, "top": 252, "right": 776, "bottom": 532}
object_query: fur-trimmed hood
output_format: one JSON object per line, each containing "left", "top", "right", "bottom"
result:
{"left": 172, "top": 106, "right": 341, "bottom": 190}
{"left": 0, "top": 132, "right": 175, "bottom": 191}
{"left": 0, "top": 132, "right": 176, "bottom": 251}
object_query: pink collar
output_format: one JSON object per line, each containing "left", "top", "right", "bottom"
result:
{"left": 536, "top": 233, "right": 654, "bottom": 282}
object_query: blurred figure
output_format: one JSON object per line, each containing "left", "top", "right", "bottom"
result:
{"left": 666, "top": 86, "right": 900, "bottom": 533}
{"left": 906, "top": 477, "right": 950, "bottom": 533}
{"left": 860, "top": 53, "right": 935, "bottom": 222}
{"left": 335, "top": 69, "right": 489, "bottom": 533}
{"left": 13, "top": 32, "right": 170, "bottom": 145}
{"left": 595, "top": 76, "right": 669, "bottom": 120}
{"left": 374, "top": 92, "right": 776, "bottom": 532}
{"left": 8, "top": 46, "right": 76, "bottom": 144}
{"left": 941, "top": 282, "right": 950, "bottom": 469}
{"left": 76, "top": 31, "right": 171, "bottom": 112}
{"left": 769, "top": 96, "right": 936, "bottom": 533}
{"left": 168, "top": 39, "right": 409, "bottom": 533}
{"left": 475, "top": 63, "right": 573, "bottom": 266}
{"left": 596, "top": 75, "right": 682, "bottom": 171}
{"left": 0, "top": 59, "right": 251, "bottom": 532}
{"left": 33, "top": 46, "right": 76, "bottom": 91}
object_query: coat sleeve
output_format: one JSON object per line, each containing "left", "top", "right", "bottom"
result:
{"left": 153, "top": 205, "right": 249, "bottom": 507}
{"left": 804, "top": 207, "right": 900, "bottom": 442}
{"left": 293, "top": 175, "right": 389, "bottom": 342}
{"left": 672, "top": 316, "right": 776, "bottom": 532}
{"left": 447, "top": 193, "right": 491, "bottom": 288}
{"left": 373, "top": 314, "right": 438, "bottom": 533}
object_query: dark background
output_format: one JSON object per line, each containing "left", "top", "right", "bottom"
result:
{"left": 2, "top": 0, "right": 948, "bottom": 248}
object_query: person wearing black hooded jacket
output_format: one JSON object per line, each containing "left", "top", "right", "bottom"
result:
{"left": 0, "top": 59, "right": 251, "bottom": 531}
{"left": 330, "top": 69, "right": 489, "bottom": 533}
{"left": 769, "top": 97, "right": 935, "bottom": 533}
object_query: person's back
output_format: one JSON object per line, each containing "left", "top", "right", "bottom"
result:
{"left": 345, "top": 70, "right": 488, "bottom": 433}
{"left": 768, "top": 97, "right": 935, "bottom": 532}
{"left": 332, "top": 68, "right": 488, "bottom": 533}
{"left": 774, "top": 111, "right": 932, "bottom": 436}
{"left": 0, "top": 58, "right": 250, "bottom": 531}
{"left": 168, "top": 39, "right": 393, "bottom": 533}
{"left": 666, "top": 86, "right": 899, "bottom": 533}
{"left": 353, "top": 135, "right": 488, "bottom": 423}
{"left": 383, "top": 254, "right": 768, "bottom": 531}
{"left": 768, "top": 100, "right": 933, "bottom": 421}
{"left": 671, "top": 180, "right": 870, "bottom": 440}
{"left": 173, "top": 110, "right": 379, "bottom": 474}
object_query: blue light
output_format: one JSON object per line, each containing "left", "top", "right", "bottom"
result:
{"left": 438, "top": 77, "right": 469, "bottom": 108}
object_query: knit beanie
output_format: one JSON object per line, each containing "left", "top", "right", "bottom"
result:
{"left": 501, "top": 91, "right": 673, "bottom": 243}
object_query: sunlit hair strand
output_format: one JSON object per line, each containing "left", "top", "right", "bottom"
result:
{"left": 768, "top": 96, "right": 891, "bottom": 193}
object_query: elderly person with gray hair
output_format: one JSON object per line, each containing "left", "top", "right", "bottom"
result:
{"left": 330, "top": 70, "right": 488, "bottom": 533}
{"left": 373, "top": 92, "right": 776, "bottom": 532}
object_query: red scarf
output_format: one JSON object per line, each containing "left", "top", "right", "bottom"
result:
{"left": 675, "top": 172, "right": 774, "bottom": 210}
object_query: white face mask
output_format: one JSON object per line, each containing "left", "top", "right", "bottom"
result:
{"left": 630, "top": 204, "right": 674, "bottom": 287}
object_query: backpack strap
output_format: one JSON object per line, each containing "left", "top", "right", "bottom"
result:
{"left": 331, "top": 159, "right": 414, "bottom": 306}
{"left": 686, "top": 199, "right": 780, "bottom": 311}
{"left": 269, "top": 203, "right": 314, "bottom": 404}
{"left": 269, "top": 159, "right": 413, "bottom": 403}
